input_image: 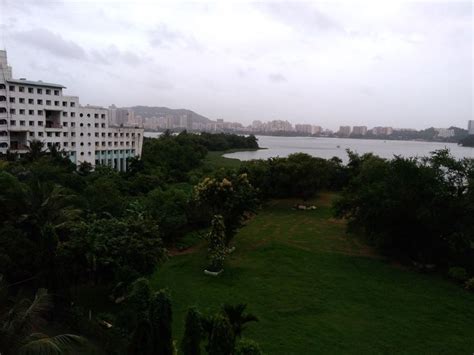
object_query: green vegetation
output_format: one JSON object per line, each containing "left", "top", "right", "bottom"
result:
{"left": 459, "top": 134, "right": 474, "bottom": 147}
{"left": 1, "top": 132, "right": 473, "bottom": 354}
{"left": 150, "top": 194, "right": 474, "bottom": 354}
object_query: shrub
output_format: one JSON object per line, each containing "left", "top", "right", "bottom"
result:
{"left": 235, "top": 338, "right": 263, "bottom": 355}
{"left": 448, "top": 267, "right": 469, "bottom": 283}
{"left": 465, "top": 278, "right": 474, "bottom": 292}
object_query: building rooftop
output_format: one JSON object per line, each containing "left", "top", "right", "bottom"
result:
{"left": 7, "top": 78, "right": 66, "bottom": 89}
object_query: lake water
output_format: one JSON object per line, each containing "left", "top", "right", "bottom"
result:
{"left": 223, "top": 136, "right": 474, "bottom": 163}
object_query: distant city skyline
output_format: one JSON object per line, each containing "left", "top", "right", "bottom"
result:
{"left": 0, "top": 0, "right": 472, "bottom": 130}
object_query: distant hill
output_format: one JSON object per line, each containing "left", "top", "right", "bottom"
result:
{"left": 128, "top": 106, "right": 212, "bottom": 123}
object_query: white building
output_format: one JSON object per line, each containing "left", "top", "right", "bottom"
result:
{"left": 468, "top": 120, "right": 474, "bottom": 135}
{"left": 0, "top": 50, "right": 143, "bottom": 171}
{"left": 435, "top": 128, "right": 454, "bottom": 138}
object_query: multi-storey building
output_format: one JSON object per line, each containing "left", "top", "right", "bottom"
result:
{"left": 295, "top": 124, "right": 312, "bottom": 135}
{"left": 468, "top": 120, "right": 474, "bottom": 135}
{"left": 352, "top": 126, "right": 368, "bottom": 136}
{"left": 0, "top": 50, "right": 143, "bottom": 171}
{"left": 338, "top": 126, "right": 351, "bottom": 136}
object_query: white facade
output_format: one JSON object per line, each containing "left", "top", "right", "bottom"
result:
{"left": 468, "top": 120, "right": 474, "bottom": 135}
{"left": 0, "top": 50, "right": 143, "bottom": 171}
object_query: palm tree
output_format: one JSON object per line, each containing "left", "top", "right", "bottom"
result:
{"left": 26, "top": 139, "right": 45, "bottom": 162}
{"left": 0, "top": 288, "right": 86, "bottom": 354}
{"left": 221, "top": 304, "right": 258, "bottom": 339}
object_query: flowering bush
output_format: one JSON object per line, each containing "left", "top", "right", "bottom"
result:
{"left": 194, "top": 174, "right": 258, "bottom": 246}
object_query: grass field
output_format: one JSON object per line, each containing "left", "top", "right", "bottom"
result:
{"left": 202, "top": 149, "right": 260, "bottom": 170}
{"left": 151, "top": 193, "right": 474, "bottom": 354}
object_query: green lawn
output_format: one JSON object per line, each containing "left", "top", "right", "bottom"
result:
{"left": 202, "top": 149, "right": 257, "bottom": 170}
{"left": 151, "top": 193, "right": 474, "bottom": 354}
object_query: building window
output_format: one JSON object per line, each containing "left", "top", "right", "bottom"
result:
{"left": 55, "top": 132, "right": 60, "bottom": 137}
{"left": 108, "top": 133, "right": 112, "bottom": 137}
{"left": 87, "top": 113, "right": 90, "bottom": 117}
{"left": 46, "top": 89, "right": 51, "bottom": 95}
{"left": 94, "top": 113, "right": 98, "bottom": 118}
{"left": 19, "top": 109, "right": 25, "bottom": 115}
{"left": 20, "top": 120, "right": 25, "bottom": 126}
{"left": 80, "top": 142, "right": 84, "bottom": 146}
{"left": 80, "top": 152, "right": 84, "bottom": 156}
{"left": 101, "top": 114, "right": 105, "bottom": 119}
{"left": 38, "top": 110, "right": 43, "bottom": 116}
{"left": 8, "top": 85, "right": 15, "bottom": 91}
{"left": 9, "top": 97, "right": 14, "bottom": 103}
{"left": 62, "top": 101, "right": 67, "bottom": 106}
{"left": 80, "top": 133, "right": 84, "bottom": 137}
{"left": 28, "top": 99, "right": 34, "bottom": 104}
{"left": 101, "top": 123, "right": 105, "bottom": 128}
{"left": 54, "top": 101, "right": 59, "bottom": 106}
{"left": 71, "top": 142, "right": 75, "bottom": 147}
{"left": 28, "top": 87, "right": 33, "bottom": 93}
{"left": 79, "top": 113, "right": 83, "bottom": 118}
{"left": 37, "top": 88, "right": 42, "bottom": 94}
{"left": 94, "top": 123, "right": 99, "bottom": 128}
{"left": 101, "top": 132, "right": 105, "bottom": 137}
{"left": 19, "top": 86, "right": 25, "bottom": 92}
{"left": 63, "top": 132, "right": 68, "bottom": 137}
{"left": 10, "top": 120, "right": 16, "bottom": 125}
{"left": 38, "top": 121, "right": 43, "bottom": 126}
{"left": 28, "top": 110, "right": 34, "bottom": 115}
{"left": 71, "top": 132, "right": 75, "bottom": 137}
{"left": 29, "top": 121, "right": 34, "bottom": 126}
{"left": 64, "top": 142, "right": 68, "bottom": 147}
{"left": 38, "top": 132, "right": 43, "bottom": 137}
{"left": 71, "top": 122, "right": 75, "bottom": 127}
{"left": 19, "top": 98, "right": 25, "bottom": 103}
{"left": 95, "top": 132, "right": 99, "bottom": 137}
{"left": 37, "top": 99, "right": 43, "bottom": 105}
{"left": 47, "top": 132, "right": 52, "bottom": 137}
{"left": 87, "top": 123, "right": 91, "bottom": 127}
{"left": 62, "top": 112, "right": 68, "bottom": 117}
{"left": 46, "top": 100, "right": 51, "bottom": 106}
{"left": 70, "top": 112, "right": 75, "bottom": 117}
{"left": 29, "top": 132, "right": 34, "bottom": 137}
{"left": 70, "top": 102, "right": 75, "bottom": 107}
{"left": 9, "top": 109, "right": 15, "bottom": 114}
{"left": 54, "top": 90, "right": 59, "bottom": 95}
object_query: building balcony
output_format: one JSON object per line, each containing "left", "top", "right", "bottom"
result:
{"left": 10, "top": 143, "right": 28, "bottom": 153}
{"left": 9, "top": 126, "right": 30, "bottom": 132}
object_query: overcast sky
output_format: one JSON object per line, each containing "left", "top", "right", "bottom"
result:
{"left": 0, "top": 0, "right": 472, "bottom": 129}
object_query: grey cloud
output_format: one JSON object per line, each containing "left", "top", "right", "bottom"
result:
{"left": 268, "top": 73, "right": 287, "bottom": 83}
{"left": 149, "top": 24, "right": 201, "bottom": 50}
{"left": 11, "top": 28, "right": 86, "bottom": 59}
{"left": 257, "top": 2, "right": 343, "bottom": 34}
{"left": 90, "top": 45, "right": 141, "bottom": 66}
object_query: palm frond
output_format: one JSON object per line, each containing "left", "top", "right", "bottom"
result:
{"left": 18, "top": 333, "right": 87, "bottom": 355}
{"left": 14, "top": 289, "right": 51, "bottom": 335}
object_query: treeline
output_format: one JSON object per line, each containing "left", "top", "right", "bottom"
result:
{"left": 335, "top": 150, "right": 474, "bottom": 274}
{"left": 459, "top": 135, "right": 474, "bottom": 147}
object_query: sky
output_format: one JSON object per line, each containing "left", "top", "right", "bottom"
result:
{"left": 0, "top": 0, "right": 472, "bottom": 130}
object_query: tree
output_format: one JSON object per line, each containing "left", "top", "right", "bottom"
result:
{"left": 149, "top": 290, "right": 173, "bottom": 355}
{"left": 0, "top": 289, "right": 86, "bottom": 355}
{"left": 235, "top": 339, "right": 263, "bottom": 355}
{"left": 222, "top": 304, "right": 258, "bottom": 340}
{"left": 194, "top": 173, "right": 258, "bottom": 246}
{"left": 206, "top": 314, "right": 235, "bottom": 355}
{"left": 206, "top": 215, "right": 227, "bottom": 272}
{"left": 181, "top": 307, "right": 204, "bottom": 355}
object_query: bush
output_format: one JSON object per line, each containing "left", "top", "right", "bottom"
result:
{"left": 465, "top": 278, "right": 474, "bottom": 291}
{"left": 448, "top": 267, "right": 469, "bottom": 283}
{"left": 235, "top": 338, "right": 263, "bottom": 355}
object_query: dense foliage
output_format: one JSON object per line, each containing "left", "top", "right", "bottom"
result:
{"left": 335, "top": 150, "right": 474, "bottom": 270}
{"left": 239, "top": 153, "right": 348, "bottom": 199}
